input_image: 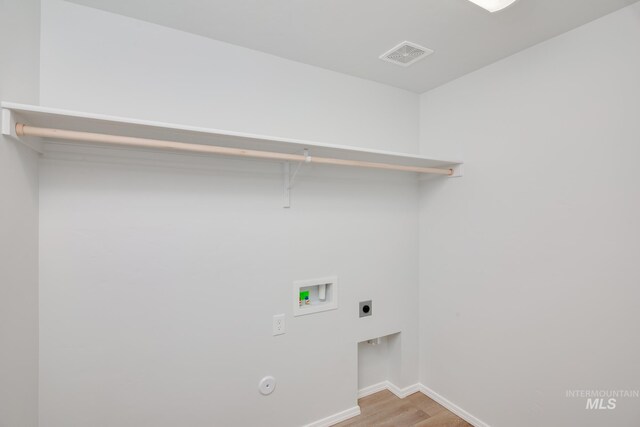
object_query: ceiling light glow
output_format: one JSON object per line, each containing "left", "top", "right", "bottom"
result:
{"left": 467, "top": 0, "right": 518, "bottom": 12}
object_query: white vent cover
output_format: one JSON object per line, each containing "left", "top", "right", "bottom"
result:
{"left": 379, "top": 41, "right": 434, "bottom": 67}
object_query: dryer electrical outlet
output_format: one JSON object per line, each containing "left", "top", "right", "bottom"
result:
{"left": 359, "top": 300, "right": 372, "bottom": 318}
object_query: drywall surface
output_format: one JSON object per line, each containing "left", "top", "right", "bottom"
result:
{"left": 0, "top": 1, "right": 40, "bottom": 427}
{"left": 39, "top": 0, "right": 419, "bottom": 153}
{"left": 418, "top": 3, "right": 640, "bottom": 427}
{"left": 38, "top": 145, "right": 420, "bottom": 427}
{"left": 37, "top": 1, "right": 420, "bottom": 426}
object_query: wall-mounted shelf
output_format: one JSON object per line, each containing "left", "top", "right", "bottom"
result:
{"left": 2, "top": 102, "right": 462, "bottom": 172}
{"left": 2, "top": 102, "right": 463, "bottom": 206}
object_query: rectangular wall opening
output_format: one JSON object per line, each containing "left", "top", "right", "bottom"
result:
{"left": 357, "top": 332, "right": 402, "bottom": 394}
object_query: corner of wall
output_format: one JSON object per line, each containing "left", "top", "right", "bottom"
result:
{"left": 0, "top": 1, "right": 41, "bottom": 426}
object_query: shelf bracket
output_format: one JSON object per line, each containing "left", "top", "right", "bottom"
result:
{"left": 283, "top": 162, "right": 291, "bottom": 208}
{"left": 450, "top": 163, "right": 463, "bottom": 177}
{"left": 1, "top": 108, "right": 44, "bottom": 153}
{"left": 283, "top": 149, "right": 311, "bottom": 208}
{"left": 419, "top": 163, "right": 463, "bottom": 183}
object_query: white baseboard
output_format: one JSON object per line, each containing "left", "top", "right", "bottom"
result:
{"left": 357, "top": 381, "right": 389, "bottom": 398}
{"left": 307, "top": 382, "right": 489, "bottom": 427}
{"left": 302, "top": 405, "right": 361, "bottom": 427}
{"left": 387, "top": 382, "right": 421, "bottom": 399}
{"left": 358, "top": 381, "right": 421, "bottom": 399}
{"left": 419, "top": 384, "right": 490, "bottom": 427}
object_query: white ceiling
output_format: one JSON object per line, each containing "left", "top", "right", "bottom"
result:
{"left": 67, "top": 0, "right": 639, "bottom": 93}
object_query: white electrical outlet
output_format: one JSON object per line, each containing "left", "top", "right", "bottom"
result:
{"left": 272, "top": 314, "right": 285, "bottom": 336}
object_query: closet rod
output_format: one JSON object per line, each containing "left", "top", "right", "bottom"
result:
{"left": 15, "top": 123, "right": 453, "bottom": 176}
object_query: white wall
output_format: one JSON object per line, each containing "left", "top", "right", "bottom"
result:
{"left": 0, "top": 1, "right": 41, "bottom": 426}
{"left": 37, "top": 1, "right": 420, "bottom": 426}
{"left": 40, "top": 0, "right": 419, "bottom": 153}
{"left": 418, "top": 3, "right": 640, "bottom": 427}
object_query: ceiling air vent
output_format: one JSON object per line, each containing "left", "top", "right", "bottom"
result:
{"left": 379, "top": 41, "right": 434, "bottom": 67}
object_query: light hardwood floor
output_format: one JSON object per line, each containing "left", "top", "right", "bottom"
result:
{"left": 333, "top": 390, "right": 473, "bottom": 427}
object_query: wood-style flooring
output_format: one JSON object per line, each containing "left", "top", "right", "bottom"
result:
{"left": 333, "top": 390, "right": 474, "bottom": 427}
